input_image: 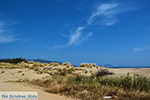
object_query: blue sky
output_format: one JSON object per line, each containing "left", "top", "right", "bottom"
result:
{"left": 0, "top": 0, "right": 150, "bottom": 66}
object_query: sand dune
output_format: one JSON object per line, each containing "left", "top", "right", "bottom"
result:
{"left": 0, "top": 68, "right": 75, "bottom": 100}
{"left": 0, "top": 62, "right": 150, "bottom": 100}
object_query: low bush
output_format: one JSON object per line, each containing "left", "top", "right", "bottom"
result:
{"left": 95, "top": 69, "right": 114, "bottom": 77}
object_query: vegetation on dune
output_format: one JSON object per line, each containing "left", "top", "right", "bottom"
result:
{"left": 62, "top": 62, "right": 73, "bottom": 68}
{"left": 49, "top": 62, "right": 60, "bottom": 66}
{"left": 0, "top": 61, "right": 150, "bottom": 100}
{"left": 99, "top": 74, "right": 150, "bottom": 92}
{"left": 57, "top": 68, "right": 75, "bottom": 76}
{"left": 80, "top": 63, "right": 97, "bottom": 68}
{"left": 30, "top": 67, "right": 150, "bottom": 100}
{"left": 32, "top": 72, "right": 150, "bottom": 100}
{"left": 95, "top": 69, "right": 114, "bottom": 77}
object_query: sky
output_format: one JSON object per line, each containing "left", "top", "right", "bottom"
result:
{"left": 0, "top": 0, "right": 150, "bottom": 66}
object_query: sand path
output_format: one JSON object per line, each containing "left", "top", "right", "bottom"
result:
{"left": 0, "top": 68, "right": 75, "bottom": 100}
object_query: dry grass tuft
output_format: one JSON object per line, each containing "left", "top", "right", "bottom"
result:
{"left": 49, "top": 62, "right": 60, "bottom": 66}
{"left": 80, "top": 63, "right": 97, "bottom": 68}
{"left": 32, "top": 72, "right": 150, "bottom": 100}
{"left": 62, "top": 62, "right": 73, "bottom": 68}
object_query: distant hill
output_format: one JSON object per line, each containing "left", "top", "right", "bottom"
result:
{"left": 27, "top": 59, "right": 61, "bottom": 64}
{"left": 0, "top": 58, "right": 61, "bottom": 64}
{"left": 0, "top": 58, "right": 26, "bottom": 64}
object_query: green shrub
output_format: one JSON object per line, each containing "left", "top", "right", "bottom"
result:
{"left": 95, "top": 69, "right": 114, "bottom": 77}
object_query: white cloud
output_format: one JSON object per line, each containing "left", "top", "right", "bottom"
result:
{"left": 68, "top": 26, "right": 85, "bottom": 46}
{"left": 133, "top": 47, "right": 150, "bottom": 52}
{"left": 54, "top": 2, "right": 137, "bottom": 48}
{"left": 0, "top": 21, "right": 19, "bottom": 43}
{"left": 87, "top": 3, "right": 118, "bottom": 25}
{"left": 53, "top": 26, "right": 93, "bottom": 49}
{"left": 87, "top": 3, "right": 136, "bottom": 26}
{"left": 72, "top": 32, "right": 93, "bottom": 46}
{"left": 0, "top": 35, "right": 19, "bottom": 43}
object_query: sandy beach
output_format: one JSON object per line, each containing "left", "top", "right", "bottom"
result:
{"left": 110, "top": 68, "right": 150, "bottom": 76}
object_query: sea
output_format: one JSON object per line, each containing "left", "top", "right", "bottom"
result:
{"left": 106, "top": 66, "right": 150, "bottom": 68}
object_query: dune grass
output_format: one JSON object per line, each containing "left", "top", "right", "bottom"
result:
{"left": 98, "top": 74, "right": 150, "bottom": 92}
{"left": 31, "top": 71, "right": 150, "bottom": 100}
